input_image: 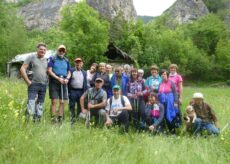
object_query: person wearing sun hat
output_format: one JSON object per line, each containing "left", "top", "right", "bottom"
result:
{"left": 68, "top": 57, "right": 88, "bottom": 125}
{"left": 190, "top": 92, "right": 220, "bottom": 135}
{"left": 105, "top": 85, "right": 132, "bottom": 133}
{"left": 47, "top": 45, "right": 71, "bottom": 123}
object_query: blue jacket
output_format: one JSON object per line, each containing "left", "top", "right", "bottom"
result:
{"left": 145, "top": 75, "right": 162, "bottom": 92}
{"left": 110, "top": 73, "right": 129, "bottom": 96}
{"left": 69, "top": 68, "right": 88, "bottom": 92}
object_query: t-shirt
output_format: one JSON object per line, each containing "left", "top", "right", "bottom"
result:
{"left": 70, "top": 70, "right": 84, "bottom": 89}
{"left": 169, "top": 73, "right": 183, "bottom": 93}
{"left": 24, "top": 54, "right": 48, "bottom": 85}
{"left": 105, "top": 96, "right": 130, "bottom": 117}
{"left": 48, "top": 55, "right": 70, "bottom": 77}
{"left": 158, "top": 80, "right": 172, "bottom": 94}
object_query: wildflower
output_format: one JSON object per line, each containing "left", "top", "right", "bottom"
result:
{"left": 221, "top": 135, "right": 225, "bottom": 141}
{"left": 8, "top": 100, "right": 14, "bottom": 110}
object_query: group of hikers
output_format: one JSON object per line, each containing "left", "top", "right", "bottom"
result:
{"left": 20, "top": 43, "right": 220, "bottom": 136}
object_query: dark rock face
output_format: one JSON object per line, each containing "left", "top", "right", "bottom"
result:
{"left": 164, "top": 0, "right": 209, "bottom": 25}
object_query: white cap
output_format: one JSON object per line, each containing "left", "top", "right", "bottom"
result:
{"left": 193, "top": 92, "right": 204, "bottom": 99}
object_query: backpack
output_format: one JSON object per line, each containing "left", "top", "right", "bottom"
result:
{"left": 109, "top": 96, "right": 126, "bottom": 110}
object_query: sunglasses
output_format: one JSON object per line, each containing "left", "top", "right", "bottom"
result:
{"left": 59, "top": 49, "right": 66, "bottom": 53}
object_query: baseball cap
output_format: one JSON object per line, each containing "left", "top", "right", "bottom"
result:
{"left": 74, "top": 58, "right": 82, "bottom": 62}
{"left": 112, "top": 85, "right": 120, "bottom": 90}
{"left": 58, "top": 45, "right": 66, "bottom": 50}
{"left": 95, "top": 77, "right": 104, "bottom": 83}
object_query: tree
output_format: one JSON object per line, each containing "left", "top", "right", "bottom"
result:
{"left": 215, "top": 39, "right": 230, "bottom": 78}
{"left": 0, "top": 2, "right": 28, "bottom": 73}
{"left": 60, "top": 2, "right": 109, "bottom": 67}
{"left": 185, "top": 14, "right": 227, "bottom": 55}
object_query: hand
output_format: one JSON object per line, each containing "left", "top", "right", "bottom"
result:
{"left": 133, "top": 94, "right": 137, "bottom": 99}
{"left": 186, "top": 117, "right": 190, "bottom": 123}
{"left": 149, "top": 125, "right": 155, "bottom": 131}
{"left": 82, "top": 108, "right": 88, "bottom": 114}
{"left": 136, "top": 92, "right": 143, "bottom": 96}
{"left": 64, "top": 79, "right": 69, "bottom": 84}
{"left": 88, "top": 103, "right": 94, "bottom": 109}
{"left": 174, "top": 103, "right": 178, "bottom": 108}
{"left": 58, "top": 78, "right": 65, "bottom": 84}
{"left": 114, "top": 107, "right": 121, "bottom": 112}
{"left": 105, "top": 118, "right": 113, "bottom": 126}
{"left": 112, "top": 109, "right": 118, "bottom": 115}
{"left": 27, "top": 80, "right": 32, "bottom": 86}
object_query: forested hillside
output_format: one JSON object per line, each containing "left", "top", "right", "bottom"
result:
{"left": 0, "top": 0, "right": 230, "bottom": 82}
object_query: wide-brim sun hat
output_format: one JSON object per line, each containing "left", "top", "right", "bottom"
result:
{"left": 193, "top": 92, "right": 204, "bottom": 99}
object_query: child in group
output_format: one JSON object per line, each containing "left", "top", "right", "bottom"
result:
{"left": 143, "top": 94, "right": 165, "bottom": 133}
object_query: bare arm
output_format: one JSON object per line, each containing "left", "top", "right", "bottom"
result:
{"left": 20, "top": 64, "right": 31, "bottom": 86}
{"left": 179, "top": 81, "right": 183, "bottom": 103}
{"left": 92, "top": 99, "right": 107, "bottom": 109}
{"left": 47, "top": 67, "right": 59, "bottom": 80}
{"left": 80, "top": 93, "right": 87, "bottom": 112}
{"left": 116, "top": 104, "right": 132, "bottom": 111}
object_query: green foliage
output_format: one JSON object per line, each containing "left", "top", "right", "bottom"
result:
{"left": 216, "top": 39, "right": 230, "bottom": 76}
{"left": 184, "top": 14, "right": 227, "bottom": 55}
{"left": 141, "top": 22, "right": 202, "bottom": 77}
{"left": 60, "top": 2, "right": 109, "bottom": 67}
{"left": 109, "top": 15, "right": 144, "bottom": 66}
{"left": 137, "top": 15, "right": 155, "bottom": 24}
{"left": 0, "top": 2, "right": 28, "bottom": 73}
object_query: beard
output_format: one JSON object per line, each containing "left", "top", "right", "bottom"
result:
{"left": 57, "top": 54, "right": 65, "bottom": 58}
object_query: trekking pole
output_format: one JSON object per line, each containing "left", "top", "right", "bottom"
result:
{"left": 85, "top": 92, "right": 91, "bottom": 128}
{"left": 221, "top": 122, "right": 229, "bottom": 133}
{"left": 65, "top": 83, "right": 69, "bottom": 104}
{"left": 85, "top": 110, "right": 90, "bottom": 128}
{"left": 60, "top": 76, "right": 64, "bottom": 103}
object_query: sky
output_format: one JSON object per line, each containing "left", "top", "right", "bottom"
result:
{"left": 133, "top": 0, "right": 177, "bottom": 16}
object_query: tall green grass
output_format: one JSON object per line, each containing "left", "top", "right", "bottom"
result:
{"left": 0, "top": 78, "right": 229, "bottom": 163}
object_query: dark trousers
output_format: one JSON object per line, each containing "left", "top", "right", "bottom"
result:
{"left": 110, "top": 110, "right": 129, "bottom": 132}
{"left": 69, "top": 89, "right": 83, "bottom": 121}
{"left": 129, "top": 98, "right": 145, "bottom": 129}
{"left": 143, "top": 110, "right": 164, "bottom": 133}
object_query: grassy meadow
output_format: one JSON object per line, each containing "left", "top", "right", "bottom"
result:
{"left": 0, "top": 78, "right": 229, "bottom": 164}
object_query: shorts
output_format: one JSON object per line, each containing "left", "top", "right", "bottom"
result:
{"left": 49, "top": 80, "right": 68, "bottom": 100}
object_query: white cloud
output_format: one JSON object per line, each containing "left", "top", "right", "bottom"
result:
{"left": 133, "top": 0, "right": 177, "bottom": 16}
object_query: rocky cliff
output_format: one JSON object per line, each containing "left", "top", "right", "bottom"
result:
{"left": 86, "top": 0, "right": 136, "bottom": 20}
{"left": 164, "top": 0, "right": 209, "bottom": 25}
{"left": 18, "top": 0, "right": 78, "bottom": 30}
{"left": 16, "top": 0, "right": 136, "bottom": 30}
